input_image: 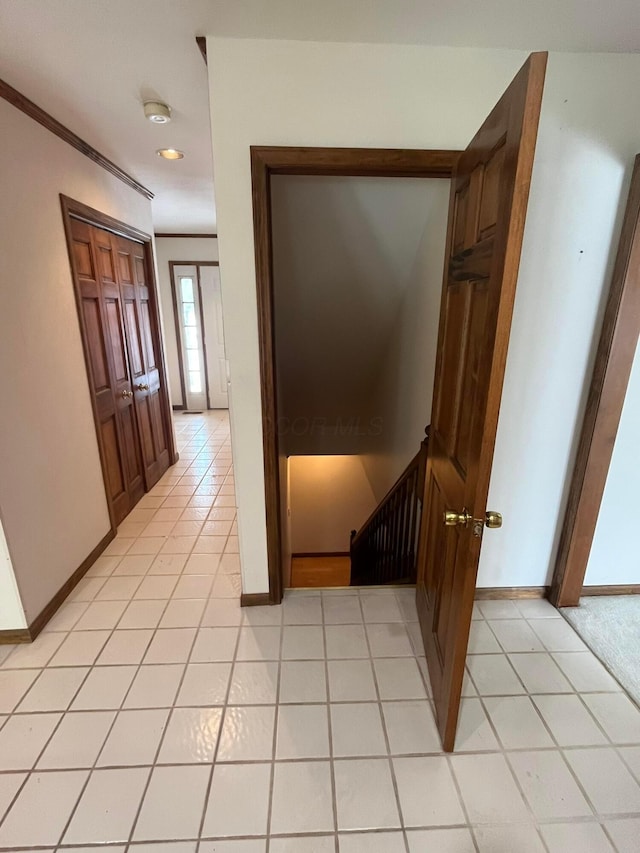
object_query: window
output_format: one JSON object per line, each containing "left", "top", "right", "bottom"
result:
{"left": 178, "top": 276, "right": 203, "bottom": 395}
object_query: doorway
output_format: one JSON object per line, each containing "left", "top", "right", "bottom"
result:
{"left": 251, "top": 147, "right": 460, "bottom": 605}
{"left": 272, "top": 173, "right": 450, "bottom": 591}
{"left": 170, "top": 261, "right": 228, "bottom": 412}
{"left": 251, "top": 52, "right": 547, "bottom": 752}
{"left": 61, "top": 196, "right": 176, "bottom": 529}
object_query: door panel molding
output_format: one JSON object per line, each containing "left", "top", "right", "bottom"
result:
{"left": 61, "top": 195, "right": 177, "bottom": 528}
{"left": 550, "top": 155, "right": 640, "bottom": 607}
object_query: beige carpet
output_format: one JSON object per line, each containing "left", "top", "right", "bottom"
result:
{"left": 562, "top": 595, "right": 640, "bottom": 706}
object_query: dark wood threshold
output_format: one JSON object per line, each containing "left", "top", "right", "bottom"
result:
{"left": 1, "top": 78, "right": 153, "bottom": 199}
{"left": 240, "top": 592, "right": 272, "bottom": 607}
{"left": 155, "top": 232, "right": 217, "bottom": 239}
{"left": 0, "top": 528, "right": 116, "bottom": 645}
{"left": 291, "top": 551, "right": 350, "bottom": 558}
{"left": 581, "top": 584, "right": 640, "bottom": 596}
{"left": 475, "top": 586, "right": 549, "bottom": 600}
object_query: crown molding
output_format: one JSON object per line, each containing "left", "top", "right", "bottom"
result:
{"left": 0, "top": 77, "right": 154, "bottom": 200}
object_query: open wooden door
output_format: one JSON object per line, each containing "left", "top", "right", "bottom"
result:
{"left": 416, "top": 53, "right": 547, "bottom": 751}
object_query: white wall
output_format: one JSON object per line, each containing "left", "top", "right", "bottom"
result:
{"left": 584, "top": 340, "right": 640, "bottom": 586}
{"left": 0, "top": 97, "right": 154, "bottom": 625}
{"left": 289, "top": 456, "right": 378, "bottom": 553}
{"left": 0, "top": 516, "right": 27, "bottom": 632}
{"left": 154, "top": 237, "right": 219, "bottom": 407}
{"left": 207, "top": 37, "right": 640, "bottom": 594}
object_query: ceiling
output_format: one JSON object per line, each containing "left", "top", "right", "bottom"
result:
{"left": 0, "top": 0, "right": 638, "bottom": 232}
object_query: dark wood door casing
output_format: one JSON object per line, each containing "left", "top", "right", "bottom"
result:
{"left": 61, "top": 196, "right": 177, "bottom": 529}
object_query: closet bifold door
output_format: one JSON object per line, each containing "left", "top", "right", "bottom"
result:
{"left": 69, "top": 218, "right": 145, "bottom": 525}
{"left": 115, "top": 235, "right": 171, "bottom": 489}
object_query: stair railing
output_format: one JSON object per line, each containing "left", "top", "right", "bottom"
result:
{"left": 350, "top": 427, "right": 429, "bottom": 586}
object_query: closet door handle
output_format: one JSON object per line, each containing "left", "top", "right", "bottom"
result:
{"left": 136, "top": 383, "right": 149, "bottom": 391}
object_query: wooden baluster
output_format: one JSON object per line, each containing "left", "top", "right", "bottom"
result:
{"left": 391, "top": 487, "right": 401, "bottom": 582}
{"left": 400, "top": 477, "right": 411, "bottom": 579}
{"left": 382, "top": 500, "right": 392, "bottom": 584}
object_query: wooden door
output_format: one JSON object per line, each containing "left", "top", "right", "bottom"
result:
{"left": 416, "top": 53, "right": 547, "bottom": 751}
{"left": 69, "top": 219, "right": 145, "bottom": 524}
{"left": 116, "top": 235, "right": 171, "bottom": 488}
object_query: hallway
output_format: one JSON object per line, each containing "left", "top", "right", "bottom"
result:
{"left": 0, "top": 413, "right": 639, "bottom": 851}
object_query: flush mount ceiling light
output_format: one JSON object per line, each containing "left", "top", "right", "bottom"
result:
{"left": 157, "top": 148, "right": 184, "bottom": 160}
{"left": 144, "top": 100, "right": 172, "bottom": 123}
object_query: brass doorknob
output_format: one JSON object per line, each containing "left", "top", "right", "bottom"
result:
{"left": 137, "top": 383, "right": 149, "bottom": 391}
{"left": 444, "top": 508, "right": 471, "bottom": 527}
{"left": 485, "top": 511, "right": 503, "bottom": 529}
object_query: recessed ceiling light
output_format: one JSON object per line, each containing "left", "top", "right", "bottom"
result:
{"left": 157, "top": 148, "right": 184, "bottom": 160}
{"left": 144, "top": 100, "right": 172, "bottom": 123}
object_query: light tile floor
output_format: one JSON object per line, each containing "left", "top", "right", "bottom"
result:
{"left": 0, "top": 412, "right": 639, "bottom": 851}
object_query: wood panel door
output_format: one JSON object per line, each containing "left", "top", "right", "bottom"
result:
{"left": 69, "top": 219, "right": 144, "bottom": 525}
{"left": 116, "top": 235, "right": 171, "bottom": 489}
{"left": 416, "top": 53, "right": 547, "bottom": 751}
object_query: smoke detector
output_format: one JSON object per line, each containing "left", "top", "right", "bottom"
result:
{"left": 144, "top": 100, "right": 172, "bottom": 124}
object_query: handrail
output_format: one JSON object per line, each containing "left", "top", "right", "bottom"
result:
{"left": 350, "top": 427, "right": 429, "bottom": 585}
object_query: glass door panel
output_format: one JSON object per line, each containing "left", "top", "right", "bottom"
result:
{"left": 172, "top": 265, "right": 208, "bottom": 411}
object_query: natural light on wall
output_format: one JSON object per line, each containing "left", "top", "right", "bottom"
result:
{"left": 288, "top": 455, "right": 378, "bottom": 553}
{"left": 178, "top": 275, "right": 205, "bottom": 397}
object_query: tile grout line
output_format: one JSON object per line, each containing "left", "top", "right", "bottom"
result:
{"left": 53, "top": 581, "right": 181, "bottom": 849}
{"left": 0, "top": 651, "right": 97, "bottom": 842}
{"left": 124, "top": 557, "right": 217, "bottom": 852}
{"left": 0, "top": 587, "right": 145, "bottom": 845}
{"left": 471, "top": 690, "right": 552, "bottom": 852}
{"left": 357, "top": 591, "right": 410, "bottom": 852}
{"left": 2, "top": 416, "right": 640, "bottom": 849}
{"left": 263, "top": 600, "right": 284, "bottom": 851}
{"left": 193, "top": 588, "right": 244, "bottom": 848}
{"left": 320, "top": 589, "right": 340, "bottom": 853}
{"left": 461, "top": 617, "right": 613, "bottom": 848}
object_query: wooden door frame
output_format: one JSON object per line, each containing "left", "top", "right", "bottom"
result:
{"left": 60, "top": 195, "right": 178, "bottom": 530}
{"left": 250, "top": 146, "right": 461, "bottom": 604}
{"left": 550, "top": 155, "right": 640, "bottom": 607}
{"left": 169, "top": 260, "right": 220, "bottom": 411}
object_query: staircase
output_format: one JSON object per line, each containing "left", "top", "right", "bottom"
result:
{"left": 349, "top": 428, "right": 429, "bottom": 586}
